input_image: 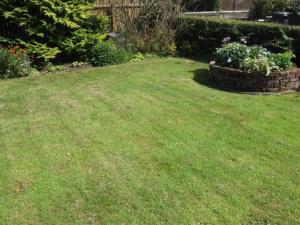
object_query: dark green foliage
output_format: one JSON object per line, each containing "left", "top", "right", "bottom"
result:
{"left": 0, "top": 49, "right": 9, "bottom": 75}
{"left": 176, "top": 17, "right": 300, "bottom": 65}
{"left": 88, "top": 42, "right": 131, "bottom": 67}
{"left": 0, "top": 0, "right": 109, "bottom": 64}
{"left": 183, "top": 0, "right": 220, "bottom": 11}
{"left": 0, "top": 47, "right": 32, "bottom": 79}
{"left": 251, "top": 0, "right": 287, "bottom": 19}
{"left": 250, "top": 0, "right": 300, "bottom": 19}
{"left": 290, "top": 13, "right": 300, "bottom": 25}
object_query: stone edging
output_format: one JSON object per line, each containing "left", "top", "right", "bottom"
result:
{"left": 209, "top": 62, "right": 300, "bottom": 92}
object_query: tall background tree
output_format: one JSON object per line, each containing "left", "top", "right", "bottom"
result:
{"left": 183, "top": 0, "right": 220, "bottom": 11}
{"left": 251, "top": 0, "right": 300, "bottom": 19}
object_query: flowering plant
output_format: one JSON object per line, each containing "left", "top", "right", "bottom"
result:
{"left": 0, "top": 46, "right": 32, "bottom": 79}
{"left": 215, "top": 42, "right": 295, "bottom": 75}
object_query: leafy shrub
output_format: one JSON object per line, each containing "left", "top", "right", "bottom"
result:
{"left": 240, "top": 57, "right": 278, "bottom": 74}
{"left": 250, "top": 0, "right": 300, "bottom": 19}
{"left": 0, "top": 47, "right": 31, "bottom": 79}
{"left": 216, "top": 42, "right": 271, "bottom": 68}
{"left": 0, "top": 1, "right": 110, "bottom": 64}
{"left": 59, "top": 16, "right": 110, "bottom": 60}
{"left": 131, "top": 53, "right": 145, "bottom": 62}
{"left": 42, "top": 62, "right": 65, "bottom": 74}
{"left": 215, "top": 43, "right": 295, "bottom": 74}
{"left": 270, "top": 51, "right": 295, "bottom": 70}
{"left": 88, "top": 42, "right": 131, "bottom": 67}
{"left": 0, "top": 49, "right": 9, "bottom": 75}
{"left": 176, "top": 17, "right": 300, "bottom": 65}
{"left": 215, "top": 43, "right": 249, "bottom": 68}
{"left": 26, "top": 41, "right": 61, "bottom": 64}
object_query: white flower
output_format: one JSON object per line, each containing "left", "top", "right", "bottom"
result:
{"left": 240, "top": 37, "right": 247, "bottom": 44}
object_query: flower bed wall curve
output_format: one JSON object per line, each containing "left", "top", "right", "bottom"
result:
{"left": 209, "top": 62, "right": 300, "bottom": 92}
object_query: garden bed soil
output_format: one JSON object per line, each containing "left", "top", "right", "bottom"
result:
{"left": 209, "top": 62, "right": 300, "bottom": 92}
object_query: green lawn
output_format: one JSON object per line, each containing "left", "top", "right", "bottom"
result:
{"left": 0, "top": 58, "right": 299, "bottom": 225}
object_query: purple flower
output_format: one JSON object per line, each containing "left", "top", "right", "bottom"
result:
{"left": 222, "top": 36, "right": 231, "bottom": 44}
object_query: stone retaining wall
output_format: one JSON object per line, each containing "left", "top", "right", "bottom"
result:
{"left": 209, "top": 62, "right": 300, "bottom": 92}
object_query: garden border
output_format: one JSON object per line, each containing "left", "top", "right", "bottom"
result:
{"left": 209, "top": 62, "right": 300, "bottom": 92}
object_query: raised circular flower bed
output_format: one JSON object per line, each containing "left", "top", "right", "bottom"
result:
{"left": 209, "top": 62, "right": 300, "bottom": 92}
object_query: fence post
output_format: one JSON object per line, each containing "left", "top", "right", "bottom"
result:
{"left": 110, "top": 4, "right": 114, "bottom": 30}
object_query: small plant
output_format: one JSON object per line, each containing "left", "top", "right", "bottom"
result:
{"left": 215, "top": 42, "right": 295, "bottom": 75}
{"left": 270, "top": 51, "right": 295, "bottom": 70}
{"left": 240, "top": 57, "right": 278, "bottom": 74}
{"left": 131, "top": 53, "right": 145, "bottom": 62}
{"left": 71, "top": 61, "right": 89, "bottom": 68}
{"left": 215, "top": 42, "right": 249, "bottom": 68}
{"left": 42, "top": 62, "right": 64, "bottom": 74}
{"left": 88, "top": 42, "right": 131, "bottom": 67}
{"left": 0, "top": 46, "right": 32, "bottom": 79}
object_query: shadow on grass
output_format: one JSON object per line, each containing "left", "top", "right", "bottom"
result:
{"left": 193, "top": 68, "right": 300, "bottom": 94}
{"left": 192, "top": 68, "right": 237, "bottom": 93}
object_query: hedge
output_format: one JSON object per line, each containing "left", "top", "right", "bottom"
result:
{"left": 176, "top": 17, "right": 300, "bottom": 65}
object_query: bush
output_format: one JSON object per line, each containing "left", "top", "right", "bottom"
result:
{"left": 176, "top": 17, "right": 300, "bottom": 65}
{"left": 112, "top": 0, "right": 182, "bottom": 56}
{"left": 250, "top": 0, "right": 300, "bottom": 19}
{"left": 215, "top": 42, "right": 249, "bottom": 68}
{"left": 215, "top": 43, "right": 295, "bottom": 74}
{"left": 0, "top": 49, "right": 9, "bottom": 75}
{"left": 60, "top": 30, "right": 107, "bottom": 61}
{"left": 0, "top": 1, "right": 110, "bottom": 64}
{"left": 215, "top": 42, "right": 271, "bottom": 68}
{"left": 88, "top": 42, "right": 131, "bottom": 67}
{"left": 0, "top": 46, "right": 32, "bottom": 79}
{"left": 251, "top": 0, "right": 288, "bottom": 19}
{"left": 240, "top": 56, "right": 278, "bottom": 74}
{"left": 270, "top": 51, "right": 295, "bottom": 70}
